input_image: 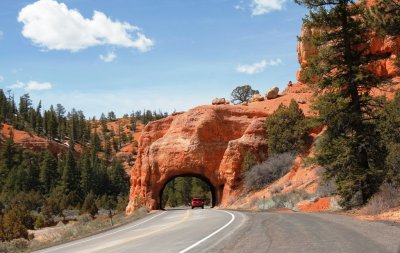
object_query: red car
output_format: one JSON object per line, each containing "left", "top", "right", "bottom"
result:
{"left": 191, "top": 198, "right": 205, "bottom": 209}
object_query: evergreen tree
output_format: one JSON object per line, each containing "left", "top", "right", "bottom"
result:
{"left": 61, "top": 145, "right": 79, "bottom": 194}
{"left": 364, "top": 0, "right": 400, "bottom": 36}
{"left": 379, "top": 91, "right": 400, "bottom": 185}
{"left": 265, "top": 100, "right": 308, "bottom": 154}
{"left": 109, "top": 160, "right": 129, "bottom": 196}
{"left": 35, "top": 101, "right": 43, "bottom": 134}
{"left": 0, "top": 130, "right": 15, "bottom": 189}
{"left": 295, "top": 0, "right": 388, "bottom": 208}
{"left": 80, "top": 151, "right": 93, "bottom": 196}
{"left": 21, "top": 150, "right": 40, "bottom": 192}
{"left": 18, "top": 93, "right": 32, "bottom": 121}
{"left": 39, "top": 151, "right": 58, "bottom": 194}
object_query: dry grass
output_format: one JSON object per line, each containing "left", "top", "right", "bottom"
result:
{"left": 258, "top": 190, "right": 310, "bottom": 210}
{"left": 362, "top": 183, "right": 400, "bottom": 215}
{"left": 0, "top": 207, "right": 148, "bottom": 253}
{"left": 244, "top": 152, "right": 296, "bottom": 191}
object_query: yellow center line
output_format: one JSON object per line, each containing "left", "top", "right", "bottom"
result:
{"left": 84, "top": 210, "right": 192, "bottom": 253}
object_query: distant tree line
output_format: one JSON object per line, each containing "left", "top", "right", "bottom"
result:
{"left": 0, "top": 90, "right": 170, "bottom": 241}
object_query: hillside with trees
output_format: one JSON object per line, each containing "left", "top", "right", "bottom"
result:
{"left": 0, "top": 90, "right": 169, "bottom": 242}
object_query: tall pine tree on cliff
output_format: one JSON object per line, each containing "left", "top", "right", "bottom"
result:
{"left": 295, "top": 0, "right": 389, "bottom": 208}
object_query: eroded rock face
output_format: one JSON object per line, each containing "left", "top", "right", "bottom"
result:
{"left": 126, "top": 105, "right": 268, "bottom": 213}
{"left": 297, "top": 25, "right": 400, "bottom": 81}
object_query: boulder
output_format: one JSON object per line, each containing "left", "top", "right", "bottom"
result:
{"left": 212, "top": 98, "right": 229, "bottom": 105}
{"left": 265, "top": 87, "right": 280, "bottom": 99}
{"left": 296, "top": 98, "right": 306, "bottom": 104}
{"left": 249, "top": 93, "right": 265, "bottom": 103}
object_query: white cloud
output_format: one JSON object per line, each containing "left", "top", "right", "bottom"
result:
{"left": 100, "top": 51, "right": 117, "bottom": 63}
{"left": 17, "top": 0, "right": 154, "bottom": 52}
{"left": 0, "top": 76, "right": 4, "bottom": 82}
{"left": 251, "top": 0, "right": 286, "bottom": 15}
{"left": 236, "top": 58, "right": 282, "bottom": 74}
{"left": 9, "top": 81, "right": 53, "bottom": 91}
{"left": 0, "top": 31, "right": 3, "bottom": 40}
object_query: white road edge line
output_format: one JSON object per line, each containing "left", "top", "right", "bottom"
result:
{"left": 179, "top": 210, "right": 236, "bottom": 253}
{"left": 36, "top": 211, "right": 166, "bottom": 253}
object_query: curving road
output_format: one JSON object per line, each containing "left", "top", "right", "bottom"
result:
{"left": 34, "top": 208, "right": 400, "bottom": 253}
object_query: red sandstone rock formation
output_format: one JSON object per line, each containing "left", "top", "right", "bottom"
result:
{"left": 126, "top": 105, "right": 268, "bottom": 213}
{"left": 297, "top": 26, "right": 400, "bottom": 82}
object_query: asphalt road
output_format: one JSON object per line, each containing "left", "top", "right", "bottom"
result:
{"left": 34, "top": 208, "right": 400, "bottom": 253}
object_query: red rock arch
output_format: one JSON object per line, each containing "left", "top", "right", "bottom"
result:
{"left": 126, "top": 105, "right": 268, "bottom": 213}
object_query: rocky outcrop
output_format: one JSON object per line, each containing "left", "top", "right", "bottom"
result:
{"left": 265, "top": 87, "right": 280, "bottom": 99}
{"left": 297, "top": 25, "right": 400, "bottom": 82}
{"left": 126, "top": 105, "right": 268, "bottom": 213}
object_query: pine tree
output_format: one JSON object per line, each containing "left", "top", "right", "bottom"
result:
{"left": 379, "top": 91, "right": 400, "bottom": 185}
{"left": 364, "top": 0, "right": 400, "bottom": 36}
{"left": 39, "top": 151, "right": 58, "bottom": 194}
{"left": 80, "top": 151, "right": 93, "bottom": 195}
{"left": 109, "top": 160, "right": 129, "bottom": 196}
{"left": 0, "top": 130, "right": 15, "bottom": 188}
{"left": 295, "top": 0, "right": 388, "bottom": 208}
{"left": 61, "top": 145, "right": 79, "bottom": 194}
{"left": 18, "top": 93, "right": 32, "bottom": 122}
{"left": 35, "top": 101, "right": 43, "bottom": 134}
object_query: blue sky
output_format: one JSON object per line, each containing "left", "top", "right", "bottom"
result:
{"left": 0, "top": 0, "right": 307, "bottom": 118}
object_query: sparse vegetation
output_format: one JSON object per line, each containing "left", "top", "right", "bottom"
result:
{"left": 362, "top": 183, "right": 400, "bottom": 215}
{"left": 244, "top": 152, "right": 296, "bottom": 191}
{"left": 241, "top": 151, "right": 257, "bottom": 174}
{"left": 257, "top": 190, "right": 310, "bottom": 210}
{"left": 0, "top": 207, "right": 148, "bottom": 253}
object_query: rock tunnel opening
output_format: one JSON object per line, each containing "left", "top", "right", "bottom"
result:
{"left": 159, "top": 174, "right": 217, "bottom": 210}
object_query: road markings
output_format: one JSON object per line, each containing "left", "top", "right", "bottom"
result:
{"left": 84, "top": 210, "right": 191, "bottom": 253}
{"left": 35, "top": 211, "right": 167, "bottom": 253}
{"left": 179, "top": 210, "right": 236, "bottom": 253}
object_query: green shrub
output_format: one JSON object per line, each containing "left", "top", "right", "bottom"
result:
{"left": 265, "top": 100, "right": 309, "bottom": 154}
{"left": 34, "top": 215, "right": 45, "bottom": 230}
